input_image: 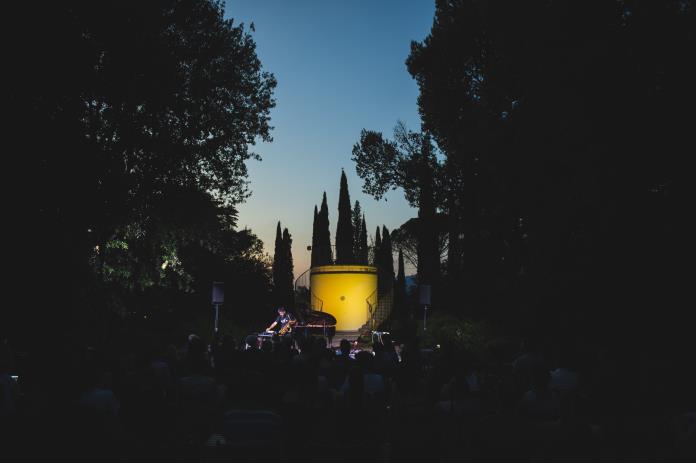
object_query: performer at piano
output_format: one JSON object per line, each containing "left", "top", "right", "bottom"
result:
{"left": 265, "top": 306, "right": 296, "bottom": 338}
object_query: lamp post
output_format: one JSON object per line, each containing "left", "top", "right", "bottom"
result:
{"left": 212, "top": 281, "right": 224, "bottom": 335}
{"left": 419, "top": 284, "right": 431, "bottom": 332}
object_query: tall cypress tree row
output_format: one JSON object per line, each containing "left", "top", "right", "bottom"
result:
{"left": 335, "top": 170, "right": 354, "bottom": 264}
{"left": 311, "top": 205, "right": 319, "bottom": 267}
{"left": 282, "top": 227, "right": 295, "bottom": 309}
{"left": 272, "top": 222, "right": 296, "bottom": 308}
{"left": 358, "top": 215, "right": 368, "bottom": 264}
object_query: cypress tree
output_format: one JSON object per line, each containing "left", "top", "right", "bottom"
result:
{"left": 282, "top": 227, "right": 295, "bottom": 308}
{"left": 382, "top": 225, "right": 394, "bottom": 276}
{"left": 335, "top": 170, "right": 354, "bottom": 264}
{"left": 373, "top": 226, "right": 382, "bottom": 267}
{"left": 311, "top": 205, "right": 319, "bottom": 267}
{"left": 272, "top": 221, "right": 285, "bottom": 306}
{"left": 359, "top": 215, "right": 368, "bottom": 264}
{"left": 395, "top": 248, "right": 406, "bottom": 318}
{"left": 352, "top": 200, "right": 362, "bottom": 261}
{"left": 317, "top": 192, "right": 332, "bottom": 265}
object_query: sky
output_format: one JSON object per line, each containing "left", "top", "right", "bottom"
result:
{"left": 226, "top": 0, "right": 435, "bottom": 278}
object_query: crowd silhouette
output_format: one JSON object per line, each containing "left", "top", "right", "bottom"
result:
{"left": 2, "top": 331, "right": 694, "bottom": 462}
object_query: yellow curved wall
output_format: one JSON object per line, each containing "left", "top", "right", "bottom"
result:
{"left": 310, "top": 265, "right": 377, "bottom": 331}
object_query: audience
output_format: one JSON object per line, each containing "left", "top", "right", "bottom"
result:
{"left": 2, "top": 330, "right": 693, "bottom": 462}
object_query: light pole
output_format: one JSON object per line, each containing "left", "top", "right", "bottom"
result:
{"left": 419, "top": 284, "right": 431, "bottom": 332}
{"left": 212, "top": 281, "right": 224, "bottom": 336}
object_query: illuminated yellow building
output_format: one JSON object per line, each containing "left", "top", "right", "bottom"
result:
{"left": 310, "top": 265, "right": 378, "bottom": 331}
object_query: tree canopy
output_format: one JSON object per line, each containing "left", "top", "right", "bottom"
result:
{"left": 405, "top": 0, "right": 692, "bottom": 337}
{"left": 352, "top": 123, "right": 441, "bottom": 286}
{"left": 7, "top": 0, "right": 277, "bottom": 342}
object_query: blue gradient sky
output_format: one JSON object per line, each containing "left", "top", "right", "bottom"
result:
{"left": 226, "top": 1, "right": 434, "bottom": 277}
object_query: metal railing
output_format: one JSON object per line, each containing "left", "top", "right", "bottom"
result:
{"left": 366, "top": 288, "right": 378, "bottom": 331}
{"left": 364, "top": 278, "right": 394, "bottom": 332}
{"left": 294, "top": 268, "right": 311, "bottom": 292}
{"left": 294, "top": 267, "right": 324, "bottom": 312}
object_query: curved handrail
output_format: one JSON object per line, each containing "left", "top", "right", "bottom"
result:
{"left": 294, "top": 267, "right": 325, "bottom": 313}
{"left": 294, "top": 267, "right": 311, "bottom": 291}
{"left": 366, "top": 288, "right": 378, "bottom": 330}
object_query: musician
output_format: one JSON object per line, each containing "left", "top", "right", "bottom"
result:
{"left": 265, "top": 306, "right": 296, "bottom": 337}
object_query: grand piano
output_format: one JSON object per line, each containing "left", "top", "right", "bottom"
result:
{"left": 257, "top": 305, "right": 336, "bottom": 345}
{"left": 293, "top": 304, "right": 336, "bottom": 342}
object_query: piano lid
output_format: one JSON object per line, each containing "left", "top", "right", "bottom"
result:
{"left": 295, "top": 307, "right": 336, "bottom": 326}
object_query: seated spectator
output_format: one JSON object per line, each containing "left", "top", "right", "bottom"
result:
{"left": 176, "top": 335, "right": 220, "bottom": 441}
{"left": 150, "top": 354, "right": 172, "bottom": 392}
{"left": 328, "top": 339, "right": 353, "bottom": 390}
{"left": 512, "top": 338, "right": 545, "bottom": 394}
{"left": 260, "top": 339, "right": 273, "bottom": 354}
{"left": 436, "top": 359, "right": 483, "bottom": 417}
{"left": 338, "top": 339, "right": 352, "bottom": 359}
{"left": 77, "top": 369, "right": 120, "bottom": 418}
{"left": 550, "top": 363, "right": 579, "bottom": 393}
{"left": 244, "top": 334, "right": 259, "bottom": 350}
{"left": 215, "top": 408, "right": 283, "bottom": 447}
{"left": 517, "top": 366, "right": 560, "bottom": 421}
{"left": 374, "top": 334, "right": 399, "bottom": 378}
{"left": 178, "top": 337, "right": 217, "bottom": 404}
{"left": 340, "top": 351, "right": 385, "bottom": 402}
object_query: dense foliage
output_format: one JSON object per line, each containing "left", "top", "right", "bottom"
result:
{"left": 352, "top": 123, "right": 441, "bottom": 287}
{"left": 6, "top": 0, "right": 276, "bottom": 345}
{"left": 405, "top": 0, "right": 692, "bottom": 345}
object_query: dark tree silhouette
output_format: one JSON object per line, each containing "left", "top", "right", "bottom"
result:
{"left": 352, "top": 200, "right": 363, "bottom": 262}
{"left": 394, "top": 248, "right": 407, "bottom": 319}
{"left": 313, "top": 192, "right": 333, "bottom": 266}
{"left": 272, "top": 222, "right": 294, "bottom": 309}
{"left": 353, "top": 123, "right": 441, "bottom": 289}
{"left": 372, "top": 227, "right": 382, "bottom": 268}
{"left": 381, "top": 226, "right": 394, "bottom": 277}
{"left": 335, "top": 170, "right": 354, "bottom": 264}
{"left": 272, "top": 222, "right": 285, "bottom": 305}
{"left": 358, "top": 215, "right": 369, "bottom": 265}
{"left": 282, "top": 227, "right": 295, "bottom": 309}
{"left": 311, "top": 205, "right": 319, "bottom": 267}
{"left": 405, "top": 0, "right": 693, "bottom": 364}
{"left": 390, "top": 216, "right": 449, "bottom": 273}
{"left": 6, "top": 0, "right": 277, "bottom": 343}
{"left": 414, "top": 135, "right": 440, "bottom": 289}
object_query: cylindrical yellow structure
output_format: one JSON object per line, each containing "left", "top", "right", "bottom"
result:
{"left": 310, "top": 265, "right": 377, "bottom": 331}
